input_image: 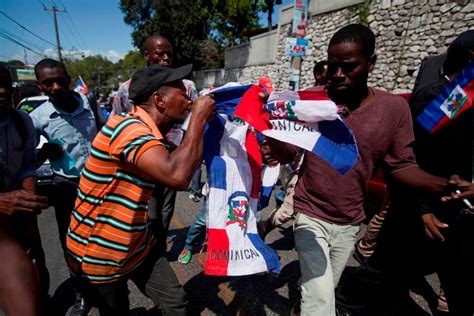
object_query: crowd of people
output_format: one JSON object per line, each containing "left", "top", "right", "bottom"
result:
{"left": 0, "top": 23, "right": 473, "bottom": 316}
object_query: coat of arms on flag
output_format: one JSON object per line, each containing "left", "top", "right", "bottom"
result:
{"left": 439, "top": 85, "right": 467, "bottom": 118}
{"left": 202, "top": 84, "right": 358, "bottom": 277}
{"left": 417, "top": 59, "right": 474, "bottom": 134}
{"left": 73, "top": 76, "right": 89, "bottom": 94}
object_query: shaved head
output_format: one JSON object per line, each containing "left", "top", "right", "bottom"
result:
{"left": 145, "top": 36, "right": 171, "bottom": 51}
{"left": 144, "top": 35, "right": 173, "bottom": 67}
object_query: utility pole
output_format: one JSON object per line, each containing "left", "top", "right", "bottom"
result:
{"left": 23, "top": 48, "right": 28, "bottom": 65}
{"left": 43, "top": 5, "right": 65, "bottom": 62}
{"left": 97, "top": 67, "right": 103, "bottom": 95}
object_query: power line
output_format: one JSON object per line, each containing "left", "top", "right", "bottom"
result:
{"left": 0, "top": 53, "right": 11, "bottom": 60}
{"left": 0, "top": 32, "right": 46, "bottom": 57}
{"left": 43, "top": 5, "right": 75, "bottom": 49}
{"left": 57, "top": 0, "right": 86, "bottom": 48}
{"left": 0, "top": 11, "right": 56, "bottom": 46}
{"left": 41, "top": 3, "right": 66, "bottom": 62}
{"left": 0, "top": 28, "right": 47, "bottom": 52}
{"left": 58, "top": 13, "right": 82, "bottom": 49}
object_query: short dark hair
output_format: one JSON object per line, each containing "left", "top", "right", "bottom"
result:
{"left": 0, "top": 64, "right": 13, "bottom": 90}
{"left": 444, "top": 30, "right": 474, "bottom": 76}
{"left": 313, "top": 60, "right": 328, "bottom": 76}
{"left": 329, "top": 24, "right": 375, "bottom": 58}
{"left": 34, "top": 58, "right": 69, "bottom": 78}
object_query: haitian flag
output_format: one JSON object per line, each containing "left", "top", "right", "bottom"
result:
{"left": 417, "top": 59, "right": 474, "bottom": 134}
{"left": 203, "top": 84, "right": 357, "bottom": 276}
{"left": 73, "top": 76, "right": 89, "bottom": 94}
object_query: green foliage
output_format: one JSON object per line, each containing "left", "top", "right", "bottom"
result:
{"left": 119, "top": 0, "right": 260, "bottom": 69}
{"left": 356, "top": 1, "right": 371, "bottom": 25}
{"left": 115, "top": 50, "right": 147, "bottom": 82}
{"left": 256, "top": 0, "right": 282, "bottom": 30}
{"left": 8, "top": 60, "right": 26, "bottom": 67}
{"left": 64, "top": 55, "right": 116, "bottom": 96}
{"left": 348, "top": 0, "right": 371, "bottom": 25}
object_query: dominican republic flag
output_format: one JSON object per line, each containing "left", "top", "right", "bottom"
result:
{"left": 203, "top": 84, "right": 357, "bottom": 276}
{"left": 417, "top": 59, "right": 474, "bottom": 134}
{"left": 235, "top": 87, "right": 358, "bottom": 175}
{"left": 73, "top": 76, "right": 88, "bottom": 94}
{"left": 258, "top": 164, "right": 280, "bottom": 211}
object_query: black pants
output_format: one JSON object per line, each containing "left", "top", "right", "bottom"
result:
{"left": 77, "top": 247, "right": 187, "bottom": 315}
{"left": 49, "top": 176, "right": 79, "bottom": 250}
{"left": 437, "top": 210, "right": 474, "bottom": 316}
{"left": 45, "top": 176, "right": 85, "bottom": 303}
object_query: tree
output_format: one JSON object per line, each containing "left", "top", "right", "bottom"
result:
{"left": 64, "top": 55, "right": 115, "bottom": 95}
{"left": 119, "top": 0, "right": 260, "bottom": 69}
{"left": 8, "top": 60, "right": 26, "bottom": 67}
{"left": 114, "top": 50, "right": 146, "bottom": 83}
{"left": 256, "top": 0, "right": 283, "bottom": 31}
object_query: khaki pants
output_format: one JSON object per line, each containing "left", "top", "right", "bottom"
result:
{"left": 268, "top": 172, "right": 298, "bottom": 226}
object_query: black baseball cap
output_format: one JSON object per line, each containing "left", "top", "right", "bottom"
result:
{"left": 129, "top": 63, "right": 192, "bottom": 104}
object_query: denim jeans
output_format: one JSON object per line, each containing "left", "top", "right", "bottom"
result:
{"left": 183, "top": 201, "right": 207, "bottom": 251}
{"left": 188, "top": 166, "right": 202, "bottom": 195}
{"left": 77, "top": 246, "right": 187, "bottom": 315}
{"left": 294, "top": 213, "right": 360, "bottom": 316}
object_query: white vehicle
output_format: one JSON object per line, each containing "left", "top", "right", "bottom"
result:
{"left": 16, "top": 95, "right": 53, "bottom": 188}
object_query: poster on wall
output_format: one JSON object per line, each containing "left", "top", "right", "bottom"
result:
{"left": 288, "top": 57, "right": 302, "bottom": 91}
{"left": 291, "top": 0, "right": 308, "bottom": 38}
{"left": 286, "top": 38, "right": 309, "bottom": 57}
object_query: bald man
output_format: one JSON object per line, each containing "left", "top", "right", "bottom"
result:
{"left": 112, "top": 36, "right": 196, "bottom": 114}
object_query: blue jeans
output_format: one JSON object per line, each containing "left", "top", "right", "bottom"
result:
{"left": 188, "top": 167, "right": 202, "bottom": 195}
{"left": 183, "top": 201, "right": 207, "bottom": 251}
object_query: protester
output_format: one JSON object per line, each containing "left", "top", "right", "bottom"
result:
{"left": 259, "top": 60, "right": 328, "bottom": 238}
{"left": 188, "top": 167, "right": 204, "bottom": 202}
{"left": 0, "top": 64, "right": 49, "bottom": 316}
{"left": 112, "top": 35, "right": 197, "bottom": 115}
{"left": 337, "top": 30, "right": 474, "bottom": 316}
{"left": 267, "top": 24, "right": 471, "bottom": 316}
{"left": 178, "top": 184, "right": 208, "bottom": 264}
{"left": 397, "top": 30, "right": 473, "bottom": 315}
{"left": 65, "top": 64, "right": 214, "bottom": 315}
{"left": 30, "top": 58, "right": 97, "bottom": 315}
{"left": 112, "top": 35, "right": 198, "bottom": 251}
{"left": 313, "top": 60, "right": 328, "bottom": 86}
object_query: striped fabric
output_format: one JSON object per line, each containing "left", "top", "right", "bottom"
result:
{"left": 66, "top": 106, "right": 164, "bottom": 283}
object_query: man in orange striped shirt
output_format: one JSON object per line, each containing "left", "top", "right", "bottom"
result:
{"left": 66, "top": 64, "right": 214, "bottom": 315}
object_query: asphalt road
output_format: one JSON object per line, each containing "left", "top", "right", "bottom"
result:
{"left": 38, "top": 187, "right": 440, "bottom": 315}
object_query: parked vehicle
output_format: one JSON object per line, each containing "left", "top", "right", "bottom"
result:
{"left": 16, "top": 95, "right": 53, "bottom": 190}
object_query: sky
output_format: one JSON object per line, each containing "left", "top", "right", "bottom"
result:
{"left": 0, "top": 0, "right": 292, "bottom": 65}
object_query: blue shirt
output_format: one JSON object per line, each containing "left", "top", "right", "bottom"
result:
{"left": 0, "top": 110, "right": 37, "bottom": 192}
{"left": 30, "top": 92, "right": 97, "bottom": 178}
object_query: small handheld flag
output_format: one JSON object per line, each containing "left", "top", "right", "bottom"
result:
{"left": 73, "top": 76, "right": 89, "bottom": 94}
{"left": 416, "top": 59, "right": 474, "bottom": 134}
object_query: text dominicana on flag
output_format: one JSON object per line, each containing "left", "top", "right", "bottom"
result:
{"left": 203, "top": 84, "right": 358, "bottom": 276}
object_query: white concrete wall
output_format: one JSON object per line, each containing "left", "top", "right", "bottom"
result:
{"left": 196, "top": 0, "right": 474, "bottom": 92}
